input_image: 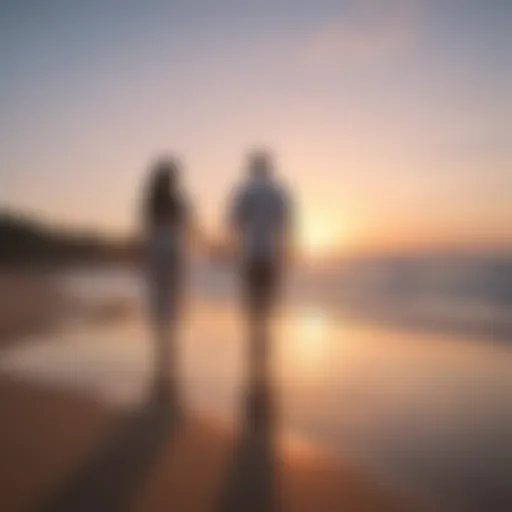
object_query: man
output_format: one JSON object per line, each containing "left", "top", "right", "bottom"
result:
{"left": 230, "top": 150, "right": 292, "bottom": 325}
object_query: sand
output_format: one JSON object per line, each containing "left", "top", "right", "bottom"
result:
{"left": 0, "top": 271, "right": 63, "bottom": 345}
{"left": 0, "top": 375, "right": 416, "bottom": 512}
{"left": 0, "top": 271, "right": 417, "bottom": 511}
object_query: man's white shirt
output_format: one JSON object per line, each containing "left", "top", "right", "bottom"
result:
{"left": 231, "top": 177, "right": 290, "bottom": 263}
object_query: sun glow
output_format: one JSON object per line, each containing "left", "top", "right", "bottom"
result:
{"left": 299, "top": 213, "right": 348, "bottom": 257}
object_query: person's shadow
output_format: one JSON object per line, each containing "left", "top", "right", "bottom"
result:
{"left": 218, "top": 320, "right": 279, "bottom": 512}
{"left": 38, "top": 384, "right": 181, "bottom": 512}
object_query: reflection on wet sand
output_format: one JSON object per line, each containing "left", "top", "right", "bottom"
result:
{"left": 0, "top": 300, "right": 510, "bottom": 511}
{"left": 219, "top": 319, "right": 278, "bottom": 512}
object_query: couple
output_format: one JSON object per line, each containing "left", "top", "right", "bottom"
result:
{"left": 143, "top": 150, "right": 292, "bottom": 397}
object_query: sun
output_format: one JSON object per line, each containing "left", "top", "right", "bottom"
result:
{"left": 301, "top": 227, "right": 334, "bottom": 255}
{"left": 299, "top": 215, "right": 342, "bottom": 257}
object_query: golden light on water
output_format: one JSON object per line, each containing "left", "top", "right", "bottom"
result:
{"left": 299, "top": 310, "right": 329, "bottom": 342}
{"left": 287, "top": 309, "right": 330, "bottom": 373}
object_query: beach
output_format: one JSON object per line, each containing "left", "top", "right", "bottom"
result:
{"left": 0, "top": 271, "right": 62, "bottom": 345}
{"left": 0, "top": 270, "right": 415, "bottom": 511}
{"left": 0, "top": 268, "right": 510, "bottom": 511}
{"left": 0, "top": 376, "right": 411, "bottom": 511}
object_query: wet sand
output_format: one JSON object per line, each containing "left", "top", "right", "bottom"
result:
{"left": 0, "top": 271, "right": 416, "bottom": 510}
{"left": 0, "top": 377, "right": 116, "bottom": 511}
{"left": 0, "top": 271, "right": 62, "bottom": 346}
{"left": 0, "top": 270, "right": 135, "bottom": 351}
{"left": 0, "top": 375, "right": 414, "bottom": 512}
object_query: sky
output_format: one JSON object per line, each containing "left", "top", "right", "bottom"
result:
{"left": 0, "top": 0, "right": 511, "bottom": 255}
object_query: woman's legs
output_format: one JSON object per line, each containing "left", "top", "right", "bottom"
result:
{"left": 149, "top": 255, "right": 181, "bottom": 398}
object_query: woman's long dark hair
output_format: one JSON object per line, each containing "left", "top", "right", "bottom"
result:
{"left": 145, "top": 157, "right": 186, "bottom": 227}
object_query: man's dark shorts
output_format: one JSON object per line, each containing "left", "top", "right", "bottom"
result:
{"left": 243, "top": 259, "right": 280, "bottom": 313}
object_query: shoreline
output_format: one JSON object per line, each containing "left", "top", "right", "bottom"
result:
{"left": 0, "top": 270, "right": 63, "bottom": 347}
{"left": 0, "top": 269, "right": 135, "bottom": 349}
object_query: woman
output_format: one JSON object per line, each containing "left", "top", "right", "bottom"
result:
{"left": 143, "top": 156, "right": 188, "bottom": 397}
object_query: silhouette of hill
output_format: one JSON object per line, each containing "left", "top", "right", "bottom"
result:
{"left": 0, "top": 211, "right": 139, "bottom": 266}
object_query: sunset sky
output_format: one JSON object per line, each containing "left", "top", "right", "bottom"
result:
{"left": 0, "top": 0, "right": 510, "bottom": 255}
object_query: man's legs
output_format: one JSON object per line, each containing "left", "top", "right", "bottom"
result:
{"left": 245, "top": 261, "right": 277, "bottom": 386}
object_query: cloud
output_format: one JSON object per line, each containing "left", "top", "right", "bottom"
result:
{"left": 303, "top": 0, "right": 425, "bottom": 67}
